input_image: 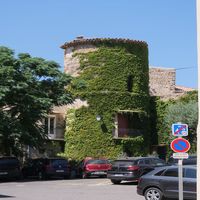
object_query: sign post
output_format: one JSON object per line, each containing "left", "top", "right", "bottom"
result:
{"left": 178, "top": 159, "right": 183, "bottom": 200}
{"left": 171, "top": 123, "right": 190, "bottom": 200}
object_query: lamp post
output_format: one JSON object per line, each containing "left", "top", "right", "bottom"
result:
{"left": 96, "top": 115, "right": 102, "bottom": 121}
{"left": 196, "top": 0, "right": 200, "bottom": 198}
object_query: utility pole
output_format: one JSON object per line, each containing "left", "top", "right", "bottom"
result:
{"left": 196, "top": 0, "right": 200, "bottom": 199}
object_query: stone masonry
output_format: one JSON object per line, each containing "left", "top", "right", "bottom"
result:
{"left": 62, "top": 37, "right": 194, "bottom": 100}
{"left": 149, "top": 67, "right": 176, "bottom": 98}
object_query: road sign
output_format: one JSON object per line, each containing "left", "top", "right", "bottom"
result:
{"left": 170, "top": 138, "right": 190, "bottom": 153}
{"left": 172, "top": 153, "right": 189, "bottom": 159}
{"left": 172, "top": 123, "right": 188, "bottom": 136}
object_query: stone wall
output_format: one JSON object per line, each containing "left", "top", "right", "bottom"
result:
{"left": 149, "top": 67, "right": 176, "bottom": 98}
{"left": 64, "top": 45, "right": 98, "bottom": 77}
{"left": 63, "top": 38, "right": 193, "bottom": 100}
{"left": 149, "top": 67, "right": 194, "bottom": 99}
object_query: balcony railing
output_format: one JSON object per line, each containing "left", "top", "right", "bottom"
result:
{"left": 113, "top": 128, "right": 143, "bottom": 138}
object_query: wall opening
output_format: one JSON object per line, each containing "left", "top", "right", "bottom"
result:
{"left": 127, "top": 75, "right": 133, "bottom": 92}
{"left": 114, "top": 112, "right": 143, "bottom": 138}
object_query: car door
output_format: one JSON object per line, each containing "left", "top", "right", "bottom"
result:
{"left": 159, "top": 167, "right": 179, "bottom": 199}
{"left": 183, "top": 167, "right": 196, "bottom": 199}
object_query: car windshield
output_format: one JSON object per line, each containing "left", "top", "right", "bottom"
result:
{"left": 86, "top": 159, "right": 108, "bottom": 164}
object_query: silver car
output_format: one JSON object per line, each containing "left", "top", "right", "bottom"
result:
{"left": 137, "top": 165, "right": 196, "bottom": 200}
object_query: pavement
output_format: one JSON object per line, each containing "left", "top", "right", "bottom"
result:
{"left": 0, "top": 178, "right": 144, "bottom": 200}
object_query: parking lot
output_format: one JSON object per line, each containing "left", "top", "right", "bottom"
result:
{"left": 0, "top": 178, "right": 144, "bottom": 200}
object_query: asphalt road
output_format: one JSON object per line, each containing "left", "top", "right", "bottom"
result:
{"left": 0, "top": 178, "right": 145, "bottom": 200}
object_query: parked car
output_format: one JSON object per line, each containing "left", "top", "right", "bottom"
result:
{"left": 0, "top": 156, "right": 22, "bottom": 180}
{"left": 76, "top": 158, "right": 112, "bottom": 178}
{"left": 107, "top": 157, "right": 167, "bottom": 184}
{"left": 137, "top": 165, "right": 196, "bottom": 200}
{"left": 168, "top": 155, "right": 197, "bottom": 165}
{"left": 22, "top": 157, "right": 71, "bottom": 180}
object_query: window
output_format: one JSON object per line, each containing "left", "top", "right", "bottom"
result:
{"left": 152, "top": 158, "right": 166, "bottom": 166}
{"left": 138, "top": 160, "right": 144, "bottom": 165}
{"left": 115, "top": 112, "right": 143, "bottom": 138}
{"left": 144, "top": 159, "right": 151, "bottom": 164}
{"left": 184, "top": 168, "right": 196, "bottom": 178}
{"left": 45, "top": 116, "right": 56, "bottom": 135}
{"left": 127, "top": 75, "right": 133, "bottom": 92}
{"left": 155, "top": 169, "right": 165, "bottom": 176}
{"left": 163, "top": 168, "right": 178, "bottom": 177}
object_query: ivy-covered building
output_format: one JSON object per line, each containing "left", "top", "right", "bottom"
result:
{"left": 60, "top": 37, "right": 150, "bottom": 160}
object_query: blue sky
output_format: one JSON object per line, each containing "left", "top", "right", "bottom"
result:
{"left": 0, "top": 0, "right": 197, "bottom": 88}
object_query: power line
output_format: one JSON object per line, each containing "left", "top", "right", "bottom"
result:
{"left": 175, "top": 66, "right": 197, "bottom": 70}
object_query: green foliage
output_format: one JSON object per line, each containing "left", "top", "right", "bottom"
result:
{"left": 178, "top": 90, "right": 198, "bottom": 103}
{"left": 161, "top": 101, "right": 197, "bottom": 153}
{"left": 0, "top": 46, "right": 72, "bottom": 155}
{"left": 151, "top": 91, "right": 198, "bottom": 156}
{"left": 64, "top": 43, "right": 150, "bottom": 161}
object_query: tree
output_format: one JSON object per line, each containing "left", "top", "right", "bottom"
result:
{"left": 160, "top": 100, "right": 198, "bottom": 153}
{"left": 0, "top": 46, "right": 72, "bottom": 155}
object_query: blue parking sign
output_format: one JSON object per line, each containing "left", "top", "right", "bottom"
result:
{"left": 172, "top": 123, "right": 188, "bottom": 136}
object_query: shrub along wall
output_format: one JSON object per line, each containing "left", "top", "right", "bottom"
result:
{"left": 64, "top": 40, "right": 150, "bottom": 161}
{"left": 150, "top": 91, "right": 198, "bottom": 158}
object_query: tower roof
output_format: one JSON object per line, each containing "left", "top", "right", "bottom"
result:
{"left": 60, "top": 37, "right": 148, "bottom": 49}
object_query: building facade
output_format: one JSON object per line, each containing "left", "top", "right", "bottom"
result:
{"left": 47, "top": 37, "right": 194, "bottom": 159}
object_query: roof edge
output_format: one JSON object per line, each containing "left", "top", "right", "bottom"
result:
{"left": 60, "top": 37, "right": 148, "bottom": 49}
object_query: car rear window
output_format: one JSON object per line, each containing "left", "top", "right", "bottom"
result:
{"left": 50, "top": 159, "right": 68, "bottom": 167}
{"left": 151, "top": 158, "right": 166, "bottom": 166}
{"left": 86, "top": 160, "right": 108, "bottom": 164}
{"left": 0, "top": 158, "right": 20, "bottom": 166}
{"left": 112, "top": 160, "right": 136, "bottom": 166}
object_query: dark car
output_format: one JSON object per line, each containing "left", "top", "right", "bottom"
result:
{"left": 22, "top": 157, "right": 71, "bottom": 180}
{"left": 107, "top": 157, "right": 167, "bottom": 184}
{"left": 76, "top": 158, "right": 112, "bottom": 178}
{"left": 137, "top": 165, "right": 196, "bottom": 200}
{"left": 0, "top": 157, "right": 22, "bottom": 180}
{"left": 168, "top": 155, "right": 197, "bottom": 165}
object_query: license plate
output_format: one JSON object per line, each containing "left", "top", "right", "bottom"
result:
{"left": 93, "top": 171, "right": 105, "bottom": 175}
{"left": 56, "top": 170, "right": 64, "bottom": 173}
{"left": 114, "top": 174, "right": 123, "bottom": 176}
{"left": 0, "top": 172, "right": 8, "bottom": 175}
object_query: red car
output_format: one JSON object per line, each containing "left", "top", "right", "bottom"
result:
{"left": 78, "top": 158, "right": 112, "bottom": 178}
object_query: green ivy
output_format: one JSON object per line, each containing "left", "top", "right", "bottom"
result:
{"left": 64, "top": 43, "right": 150, "bottom": 161}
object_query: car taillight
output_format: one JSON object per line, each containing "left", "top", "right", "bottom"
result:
{"left": 85, "top": 166, "right": 90, "bottom": 171}
{"left": 127, "top": 165, "right": 139, "bottom": 171}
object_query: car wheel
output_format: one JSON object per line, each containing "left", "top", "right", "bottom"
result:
{"left": 111, "top": 179, "right": 121, "bottom": 184}
{"left": 144, "top": 187, "right": 163, "bottom": 200}
{"left": 82, "top": 173, "right": 88, "bottom": 179}
{"left": 16, "top": 173, "right": 23, "bottom": 181}
{"left": 64, "top": 175, "right": 70, "bottom": 179}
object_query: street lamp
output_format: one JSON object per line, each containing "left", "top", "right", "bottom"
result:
{"left": 96, "top": 115, "right": 102, "bottom": 121}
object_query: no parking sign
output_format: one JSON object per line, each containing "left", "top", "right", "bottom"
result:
{"left": 170, "top": 138, "right": 190, "bottom": 153}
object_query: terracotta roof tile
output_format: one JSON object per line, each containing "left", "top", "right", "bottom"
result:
{"left": 60, "top": 37, "right": 148, "bottom": 49}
